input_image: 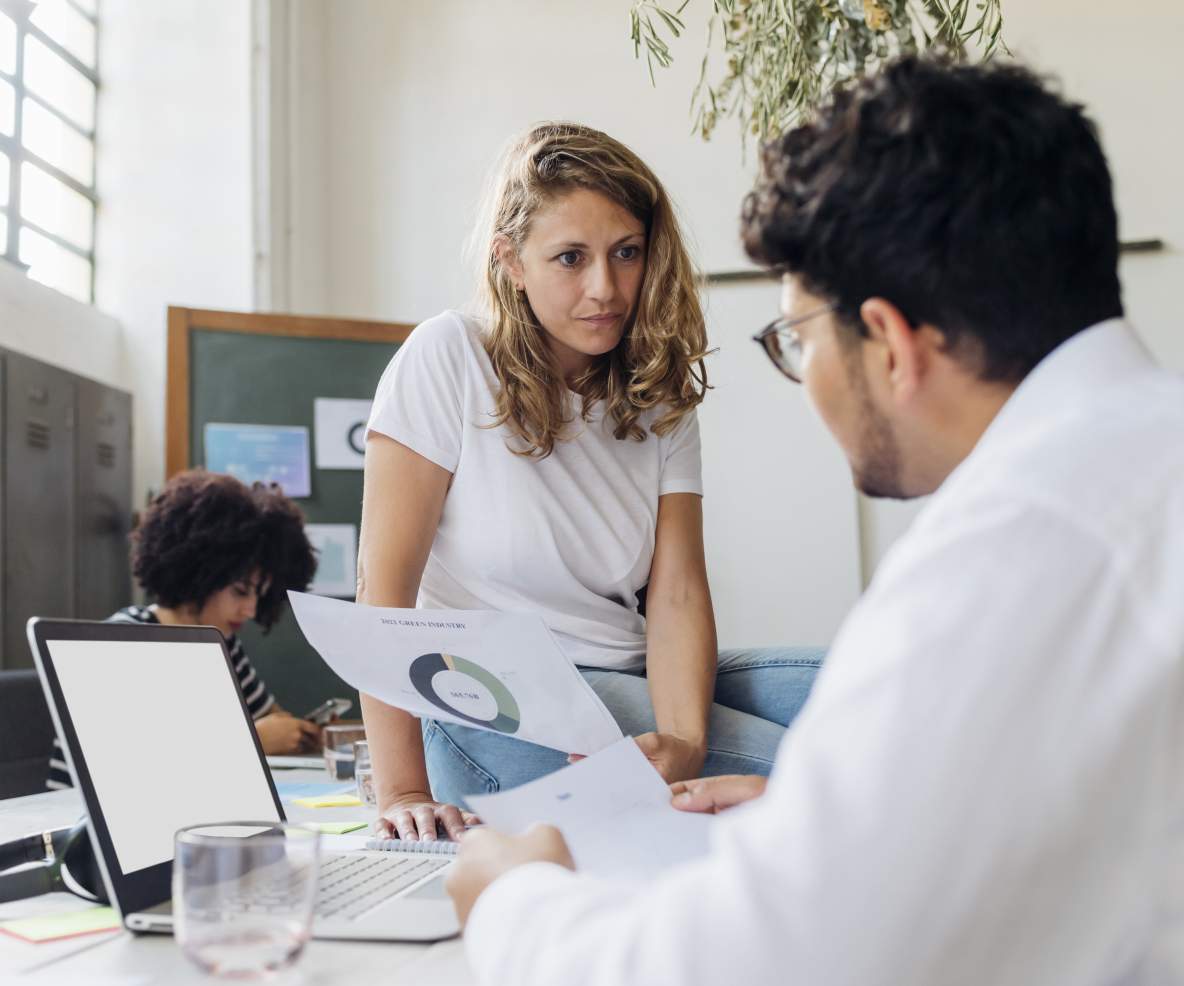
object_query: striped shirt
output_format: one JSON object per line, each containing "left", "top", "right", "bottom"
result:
{"left": 45, "top": 605, "right": 277, "bottom": 790}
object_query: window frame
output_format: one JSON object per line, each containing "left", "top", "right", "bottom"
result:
{"left": 0, "top": 0, "right": 99, "bottom": 302}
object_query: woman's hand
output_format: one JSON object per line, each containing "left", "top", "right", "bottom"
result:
{"left": 376, "top": 791, "right": 481, "bottom": 842}
{"left": 569, "top": 733, "right": 707, "bottom": 781}
{"left": 633, "top": 732, "right": 707, "bottom": 784}
{"left": 669, "top": 774, "right": 767, "bottom": 814}
{"left": 254, "top": 712, "right": 322, "bottom": 754}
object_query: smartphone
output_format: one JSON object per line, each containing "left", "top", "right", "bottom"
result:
{"left": 303, "top": 697, "right": 353, "bottom": 725}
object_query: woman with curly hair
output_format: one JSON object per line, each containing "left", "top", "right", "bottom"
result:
{"left": 358, "top": 122, "right": 824, "bottom": 840}
{"left": 46, "top": 470, "right": 320, "bottom": 789}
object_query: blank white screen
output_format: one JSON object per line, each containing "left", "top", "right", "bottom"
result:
{"left": 48, "top": 639, "right": 282, "bottom": 874}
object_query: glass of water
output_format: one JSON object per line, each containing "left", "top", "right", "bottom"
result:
{"left": 354, "top": 740, "right": 376, "bottom": 806}
{"left": 323, "top": 723, "right": 366, "bottom": 780}
{"left": 174, "top": 822, "right": 320, "bottom": 980}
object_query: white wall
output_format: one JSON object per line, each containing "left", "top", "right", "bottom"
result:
{"left": 271, "top": 0, "right": 863, "bottom": 648}
{"left": 697, "top": 281, "right": 861, "bottom": 647}
{"left": 95, "top": 0, "right": 255, "bottom": 503}
{"left": 859, "top": 0, "right": 1184, "bottom": 574}
{"left": 270, "top": 0, "right": 330, "bottom": 315}
{"left": 0, "top": 258, "right": 127, "bottom": 389}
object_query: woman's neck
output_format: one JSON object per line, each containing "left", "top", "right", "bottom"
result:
{"left": 563, "top": 355, "right": 609, "bottom": 399}
{"left": 149, "top": 603, "right": 197, "bottom": 626}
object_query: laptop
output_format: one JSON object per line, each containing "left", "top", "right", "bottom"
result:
{"left": 27, "top": 617, "right": 459, "bottom": 942}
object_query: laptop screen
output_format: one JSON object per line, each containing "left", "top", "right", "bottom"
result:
{"left": 46, "top": 637, "right": 283, "bottom": 876}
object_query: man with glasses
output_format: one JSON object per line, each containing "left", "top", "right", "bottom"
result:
{"left": 446, "top": 56, "right": 1184, "bottom": 985}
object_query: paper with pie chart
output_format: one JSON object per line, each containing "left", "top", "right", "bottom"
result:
{"left": 288, "top": 592, "right": 623, "bottom": 755}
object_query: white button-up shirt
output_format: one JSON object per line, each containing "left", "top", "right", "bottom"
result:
{"left": 464, "top": 320, "right": 1184, "bottom": 986}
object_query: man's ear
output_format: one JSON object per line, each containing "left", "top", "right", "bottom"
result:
{"left": 493, "top": 235, "right": 525, "bottom": 291}
{"left": 859, "top": 297, "right": 925, "bottom": 405}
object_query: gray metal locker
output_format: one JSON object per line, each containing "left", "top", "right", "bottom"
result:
{"left": 2, "top": 351, "right": 77, "bottom": 670}
{"left": 75, "top": 378, "right": 133, "bottom": 620}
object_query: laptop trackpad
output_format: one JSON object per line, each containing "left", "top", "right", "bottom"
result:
{"left": 404, "top": 874, "right": 449, "bottom": 900}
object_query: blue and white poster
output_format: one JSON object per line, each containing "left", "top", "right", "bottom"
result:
{"left": 203, "top": 423, "right": 312, "bottom": 498}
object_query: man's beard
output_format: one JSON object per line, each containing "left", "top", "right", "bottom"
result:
{"left": 847, "top": 357, "right": 909, "bottom": 500}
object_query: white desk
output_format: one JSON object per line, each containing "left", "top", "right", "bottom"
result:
{"left": 0, "top": 770, "right": 476, "bottom": 984}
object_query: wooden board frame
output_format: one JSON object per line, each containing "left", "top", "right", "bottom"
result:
{"left": 166, "top": 307, "right": 415, "bottom": 478}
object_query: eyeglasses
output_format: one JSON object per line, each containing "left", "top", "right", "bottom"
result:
{"left": 751, "top": 304, "right": 837, "bottom": 383}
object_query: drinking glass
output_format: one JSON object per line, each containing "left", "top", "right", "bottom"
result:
{"left": 174, "top": 822, "right": 320, "bottom": 980}
{"left": 353, "top": 740, "right": 376, "bottom": 806}
{"left": 322, "top": 723, "right": 366, "bottom": 781}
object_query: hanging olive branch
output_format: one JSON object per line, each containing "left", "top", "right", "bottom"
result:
{"left": 630, "top": 0, "right": 1006, "bottom": 142}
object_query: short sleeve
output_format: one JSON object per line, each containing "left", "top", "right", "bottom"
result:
{"left": 658, "top": 407, "right": 703, "bottom": 496}
{"left": 366, "top": 312, "right": 468, "bottom": 473}
{"left": 230, "top": 640, "right": 276, "bottom": 719}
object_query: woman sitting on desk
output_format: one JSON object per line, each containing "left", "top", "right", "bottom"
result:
{"left": 46, "top": 469, "right": 321, "bottom": 790}
{"left": 359, "top": 122, "right": 825, "bottom": 842}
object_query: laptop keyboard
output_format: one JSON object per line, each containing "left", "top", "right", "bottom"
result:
{"left": 314, "top": 853, "right": 450, "bottom": 921}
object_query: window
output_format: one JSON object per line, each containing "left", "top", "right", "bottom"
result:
{"left": 0, "top": 0, "right": 97, "bottom": 303}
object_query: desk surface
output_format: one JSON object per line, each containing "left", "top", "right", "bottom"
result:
{"left": 0, "top": 769, "right": 476, "bottom": 984}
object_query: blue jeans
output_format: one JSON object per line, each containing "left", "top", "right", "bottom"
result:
{"left": 423, "top": 646, "right": 825, "bottom": 807}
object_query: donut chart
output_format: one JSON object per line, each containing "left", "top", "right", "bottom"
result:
{"left": 409, "top": 652, "right": 521, "bottom": 734}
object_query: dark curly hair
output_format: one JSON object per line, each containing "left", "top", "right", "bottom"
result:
{"left": 131, "top": 470, "right": 317, "bottom": 630}
{"left": 741, "top": 55, "right": 1123, "bottom": 382}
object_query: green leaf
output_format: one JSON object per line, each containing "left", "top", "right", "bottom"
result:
{"left": 626, "top": 0, "right": 1005, "bottom": 144}
{"left": 655, "top": 6, "right": 685, "bottom": 36}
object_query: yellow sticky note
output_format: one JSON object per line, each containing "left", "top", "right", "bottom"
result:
{"left": 0, "top": 906, "right": 121, "bottom": 943}
{"left": 309, "top": 820, "right": 369, "bottom": 835}
{"left": 292, "top": 794, "right": 363, "bottom": 808}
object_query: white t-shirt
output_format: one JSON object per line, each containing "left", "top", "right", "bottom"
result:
{"left": 366, "top": 310, "right": 703, "bottom": 671}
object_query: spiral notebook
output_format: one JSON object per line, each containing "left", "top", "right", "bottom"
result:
{"left": 365, "top": 838, "right": 460, "bottom": 856}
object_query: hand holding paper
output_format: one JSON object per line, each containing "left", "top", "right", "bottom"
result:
{"left": 464, "top": 737, "right": 714, "bottom": 878}
{"left": 288, "top": 592, "right": 622, "bottom": 754}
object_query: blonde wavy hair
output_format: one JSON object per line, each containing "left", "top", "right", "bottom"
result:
{"left": 474, "top": 122, "right": 709, "bottom": 458}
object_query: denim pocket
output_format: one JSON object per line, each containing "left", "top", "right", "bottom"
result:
{"left": 422, "top": 720, "right": 498, "bottom": 806}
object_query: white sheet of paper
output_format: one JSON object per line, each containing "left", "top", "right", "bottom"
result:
{"left": 465, "top": 737, "right": 714, "bottom": 878}
{"left": 288, "top": 592, "right": 623, "bottom": 754}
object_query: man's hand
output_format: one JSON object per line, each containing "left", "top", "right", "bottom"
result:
{"left": 670, "top": 774, "right": 767, "bottom": 814}
{"left": 254, "top": 712, "right": 322, "bottom": 754}
{"left": 445, "top": 825, "right": 575, "bottom": 927}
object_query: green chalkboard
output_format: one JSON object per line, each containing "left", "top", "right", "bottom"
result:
{"left": 179, "top": 313, "right": 412, "bottom": 717}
